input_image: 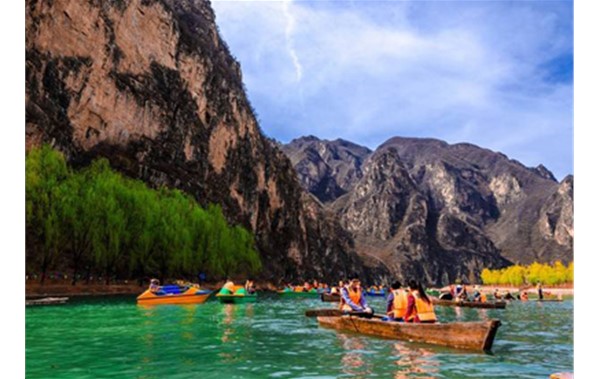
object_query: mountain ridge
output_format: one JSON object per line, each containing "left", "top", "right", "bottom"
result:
{"left": 283, "top": 135, "right": 573, "bottom": 282}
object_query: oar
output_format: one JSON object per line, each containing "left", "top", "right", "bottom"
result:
{"left": 305, "top": 309, "right": 386, "bottom": 319}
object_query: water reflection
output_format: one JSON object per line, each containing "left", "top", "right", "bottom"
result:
{"left": 476, "top": 308, "right": 489, "bottom": 320}
{"left": 218, "top": 303, "right": 256, "bottom": 365}
{"left": 392, "top": 342, "right": 440, "bottom": 379}
{"left": 337, "top": 334, "right": 372, "bottom": 378}
{"left": 453, "top": 306, "right": 463, "bottom": 320}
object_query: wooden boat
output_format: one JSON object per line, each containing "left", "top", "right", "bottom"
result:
{"left": 321, "top": 293, "right": 340, "bottom": 302}
{"left": 317, "top": 315, "right": 501, "bottom": 351}
{"left": 216, "top": 285, "right": 257, "bottom": 304}
{"left": 26, "top": 297, "right": 69, "bottom": 306}
{"left": 137, "top": 285, "right": 212, "bottom": 305}
{"left": 432, "top": 298, "right": 506, "bottom": 309}
{"left": 277, "top": 290, "right": 320, "bottom": 299}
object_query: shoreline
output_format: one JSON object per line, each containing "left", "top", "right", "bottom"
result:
{"left": 26, "top": 282, "right": 574, "bottom": 299}
{"left": 25, "top": 280, "right": 283, "bottom": 299}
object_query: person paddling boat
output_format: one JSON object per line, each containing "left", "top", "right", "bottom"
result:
{"left": 340, "top": 276, "right": 373, "bottom": 314}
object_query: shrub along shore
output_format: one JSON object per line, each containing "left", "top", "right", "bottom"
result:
{"left": 26, "top": 146, "right": 261, "bottom": 286}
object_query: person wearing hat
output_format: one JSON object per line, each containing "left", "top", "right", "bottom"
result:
{"left": 340, "top": 276, "right": 372, "bottom": 314}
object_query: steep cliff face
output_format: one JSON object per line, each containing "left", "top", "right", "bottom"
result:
{"left": 284, "top": 136, "right": 573, "bottom": 284}
{"left": 25, "top": 0, "right": 388, "bottom": 282}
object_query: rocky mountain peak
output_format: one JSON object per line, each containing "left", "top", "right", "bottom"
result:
{"left": 533, "top": 164, "right": 558, "bottom": 182}
{"left": 284, "top": 135, "right": 573, "bottom": 284}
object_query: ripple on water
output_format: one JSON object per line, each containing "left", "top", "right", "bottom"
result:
{"left": 26, "top": 296, "right": 573, "bottom": 378}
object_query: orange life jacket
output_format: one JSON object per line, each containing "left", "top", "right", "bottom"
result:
{"left": 481, "top": 293, "right": 487, "bottom": 302}
{"left": 392, "top": 289, "right": 408, "bottom": 319}
{"left": 341, "top": 286, "right": 363, "bottom": 311}
{"left": 414, "top": 293, "right": 437, "bottom": 322}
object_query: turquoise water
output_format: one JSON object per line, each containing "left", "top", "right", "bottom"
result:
{"left": 26, "top": 294, "right": 573, "bottom": 378}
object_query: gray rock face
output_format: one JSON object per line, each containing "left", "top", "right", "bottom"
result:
{"left": 281, "top": 136, "right": 371, "bottom": 203}
{"left": 284, "top": 136, "right": 573, "bottom": 284}
{"left": 25, "top": 0, "right": 389, "bottom": 283}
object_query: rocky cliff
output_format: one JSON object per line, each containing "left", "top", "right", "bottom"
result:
{"left": 281, "top": 136, "right": 371, "bottom": 203}
{"left": 284, "top": 136, "right": 573, "bottom": 284}
{"left": 25, "top": 0, "right": 388, "bottom": 283}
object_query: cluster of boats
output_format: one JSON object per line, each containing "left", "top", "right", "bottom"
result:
{"left": 135, "top": 280, "right": 563, "bottom": 353}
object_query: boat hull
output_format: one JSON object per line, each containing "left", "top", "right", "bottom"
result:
{"left": 217, "top": 295, "right": 257, "bottom": 304}
{"left": 432, "top": 299, "right": 506, "bottom": 309}
{"left": 317, "top": 315, "right": 501, "bottom": 351}
{"left": 321, "top": 293, "right": 340, "bottom": 302}
{"left": 137, "top": 288, "right": 212, "bottom": 305}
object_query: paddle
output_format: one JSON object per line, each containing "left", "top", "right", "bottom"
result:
{"left": 304, "top": 308, "right": 385, "bottom": 319}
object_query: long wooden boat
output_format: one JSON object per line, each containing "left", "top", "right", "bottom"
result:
{"left": 137, "top": 286, "right": 212, "bottom": 305}
{"left": 26, "top": 297, "right": 69, "bottom": 306}
{"left": 278, "top": 290, "right": 320, "bottom": 299}
{"left": 432, "top": 298, "right": 506, "bottom": 309}
{"left": 317, "top": 315, "right": 501, "bottom": 351}
{"left": 321, "top": 293, "right": 340, "bottom": 302}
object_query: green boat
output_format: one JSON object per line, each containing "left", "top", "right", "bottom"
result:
{"left": 277, "top": 289, "right": 320, "bottom": 299}
{"left": 216, "top": 287, "right": 258, "bottom": 304}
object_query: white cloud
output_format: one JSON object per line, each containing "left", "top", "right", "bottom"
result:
{"left": 212, "top": 0, "right": 573, "bottom": 179}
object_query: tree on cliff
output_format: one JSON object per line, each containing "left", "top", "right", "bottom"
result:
{"left": 25, "top": 146, "right": 262, "bottom": 284}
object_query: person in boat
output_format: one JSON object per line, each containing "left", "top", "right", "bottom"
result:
{"left": 149, "top": 278, "right": 161, "bottom": 293}
{"left": 302, "top": 281, "right": 312, "bottom": 292}
{"left": 504, "top": 291, "right": 515, "bottom": 300}
{"left": 222, "top": 278, "right": 236, "bottom": 294}
{"left": 536, "top": 282, "right": 544, "bottom": 300}
{"left": 405, "top": 280, "right": 437, "bottom": 323}
{"left": 472, "top": 286, "right": 482, "bottom": 302}
{"left": 331, "top": 281, "right": 346, "bottom": 295}
{"left": 245, "top": 279, "right": 256, "bottom": 294}
{"left": 493, "top": 289, "right": 501, "bottom": 299}
{"left": 340, "top": 276, "right": 373, "bottom": 314}
{"left": 521, "top": 290, "right": 529, "bottom": 301}
{"left": 455, "top": 282, "right": 468, "bottom": 301}
{"left": 386, "top": 281, "right": 408, "bottom": 321}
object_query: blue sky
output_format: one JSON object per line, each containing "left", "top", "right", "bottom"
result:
{"left": 212, "top": 0, "right": 573, "bottom": 180}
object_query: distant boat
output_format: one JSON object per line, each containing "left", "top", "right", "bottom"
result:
{"left": 26, "top": 297, "right": 69, "bottom": 306}
{"left": 432, "top": 298, "right": 506, "bottom": 309}
{"left": 277, "top": 289, "right": 320, "bottom": 299}
{"left": 321, "top": 293, "right": 340, "bottom": 302}
{"left": 137, "top": 285, "right": 212, "bottom": 305}
{"left": 216, "top": 286, "right": 257, "bottom": 304}
{"left": 365, "top": 289, "right": 386, "bottom": 297}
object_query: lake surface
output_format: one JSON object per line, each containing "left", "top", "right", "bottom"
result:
{"left": 26, "top": 294, "right": 573, "bottom": 378}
